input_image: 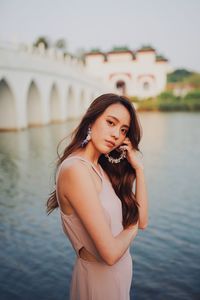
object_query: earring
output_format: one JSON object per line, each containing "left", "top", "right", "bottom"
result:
{"left": 81, "top": 127, "right": 92, "bottom": 147}
{"left": 105, "top": 147, "right": 126, "bottom": 164}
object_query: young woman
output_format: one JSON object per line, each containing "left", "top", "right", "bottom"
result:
{"left": 47, "top": 93, "right": 148, "bottom": 300}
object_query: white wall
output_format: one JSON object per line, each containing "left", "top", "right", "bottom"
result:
{"left": 85, "top": 50, "right": 169, "bottom": 99}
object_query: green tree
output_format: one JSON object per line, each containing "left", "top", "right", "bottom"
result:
{"left": 167, "top": 69, "right": 193, "bottom": 83}
{"left": 54, "top": 38, "right": 67, "bottom": 51}
{"left": 34, "top": 36, "right": 50, "bottom": 49}
{"left": 183, "top": 73, "right": 200, "bottom": 88}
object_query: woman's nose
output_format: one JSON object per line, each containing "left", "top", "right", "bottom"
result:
{"left": 111, "top": 128, "right": 120, "bottom": 139}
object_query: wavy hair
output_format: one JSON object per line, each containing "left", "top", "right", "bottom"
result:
{"left": 46, "top": 93, "right": 143, "bottom": 229}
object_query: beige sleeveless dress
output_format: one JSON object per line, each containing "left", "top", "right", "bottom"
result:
{"left": 56, "top": 156, "right": 133, "bottom": 300}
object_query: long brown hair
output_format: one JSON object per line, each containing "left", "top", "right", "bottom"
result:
{"left": 46, "top": 93, "right": 143, "bottom": 229}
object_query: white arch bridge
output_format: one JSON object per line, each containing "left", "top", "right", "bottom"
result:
{"left": 0, "top": 43, "right": 109, "bottom": 131}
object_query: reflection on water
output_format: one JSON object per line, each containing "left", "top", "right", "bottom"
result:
{"left": 0, "top": 112, "right": 200, "bottom": 300}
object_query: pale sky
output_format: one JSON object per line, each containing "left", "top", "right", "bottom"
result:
{"left": 0, "top": 0, "right": 200, "bottom": 72}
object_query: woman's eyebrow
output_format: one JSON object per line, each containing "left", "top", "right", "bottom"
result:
{"left": 107, "top": 115, "right": 130, "bottom": 128}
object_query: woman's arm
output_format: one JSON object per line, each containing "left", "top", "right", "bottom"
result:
{"left": 57, "top": 160, "right": 138, "bottom": 266}
{"left": 135, "top": 167, "right": 148, "bottom": 229}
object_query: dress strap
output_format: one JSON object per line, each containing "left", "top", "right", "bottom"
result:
{"left": 64, "top": 155, "right": 104, "bottom": 181}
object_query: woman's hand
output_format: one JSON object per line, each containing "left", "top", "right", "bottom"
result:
{"left": 120, "top": 137, "right": 144, "bottom": 171}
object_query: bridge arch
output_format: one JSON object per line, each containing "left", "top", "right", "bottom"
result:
{"left": 67, "top": 85, "right": 76, "bottom": 119}
{"left": 79, "top": 89, "right": 86, "bottom": 114}
{"left": 0, "top": 78, "right": 17, "bottom": 130}
{"left": 49, "top": 83, "right": 62, "bottom": 123}
{"left": 26, "top": 80, "right": 43, "bottom": 127}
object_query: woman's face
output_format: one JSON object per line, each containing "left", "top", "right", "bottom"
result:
{"left": 90, "top": 103, "right": 131, "bottom": 154}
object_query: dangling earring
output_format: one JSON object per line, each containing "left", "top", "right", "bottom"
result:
{"left": 81, "top": 127, "right": 92, "bottom": 147}
{"left": 105, "top": 147, "right": 126, "bottom": 164}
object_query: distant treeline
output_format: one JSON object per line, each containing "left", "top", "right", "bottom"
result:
{"left": 131, "top": 69, "right": 200, "bottom": 111}
{"left": 167, "top": 69, "right": 200, "bottom": 88}
{"left": 131, "top": 90, "right": 200, "bottom": 111}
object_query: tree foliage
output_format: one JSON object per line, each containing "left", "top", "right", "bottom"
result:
{"left": 54, "top": 39, "right": 67, "bottom": 50}
{"left": 34, "top": 36, "right": 50, "bottom": 49}
{"left": 183, "top": 74, "right": 200, "bottom": 88}
{"left": 167, "top": 69, "right": 193, "bottom": 83}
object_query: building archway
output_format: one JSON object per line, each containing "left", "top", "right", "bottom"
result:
{"left": 137, "top": 74, "right": 156, "bottom": 98}
{"left": 143, "top": 81, "right": 150, "bottom": 91}
{"left": 0, "top": 79, "right": 16, "bottom": 130}
{"left": 116, "top": 80, "right": 126, "bottom": 95}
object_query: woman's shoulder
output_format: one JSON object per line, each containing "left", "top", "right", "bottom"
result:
{"left": 57, "top": 156, "right": 91, "bottom": 181}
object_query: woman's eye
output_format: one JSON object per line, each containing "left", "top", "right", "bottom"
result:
{"left": 121, "top": 128, "right": 128, "bottom": 135}
{"left": 107, "top": 120, "right": 114, "bottom": 126}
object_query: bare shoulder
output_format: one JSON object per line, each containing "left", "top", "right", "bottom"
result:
{"left": 57, "top": 158, "right": 98, "bottom": 200}
{"left": 57, "top": 158, "right": 91, "bottom": 182}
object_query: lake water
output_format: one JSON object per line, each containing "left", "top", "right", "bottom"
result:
{"left": 0, "top": 112, "right": 200, "bottom": 300}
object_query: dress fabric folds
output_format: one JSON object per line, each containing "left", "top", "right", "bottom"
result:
{"left": 56, "top": 156, "right": 133, "bottom": 300}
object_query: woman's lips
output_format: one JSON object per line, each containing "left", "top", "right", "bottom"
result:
{"left": 105, "top": 140, "right": 115, "bottom": 148}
